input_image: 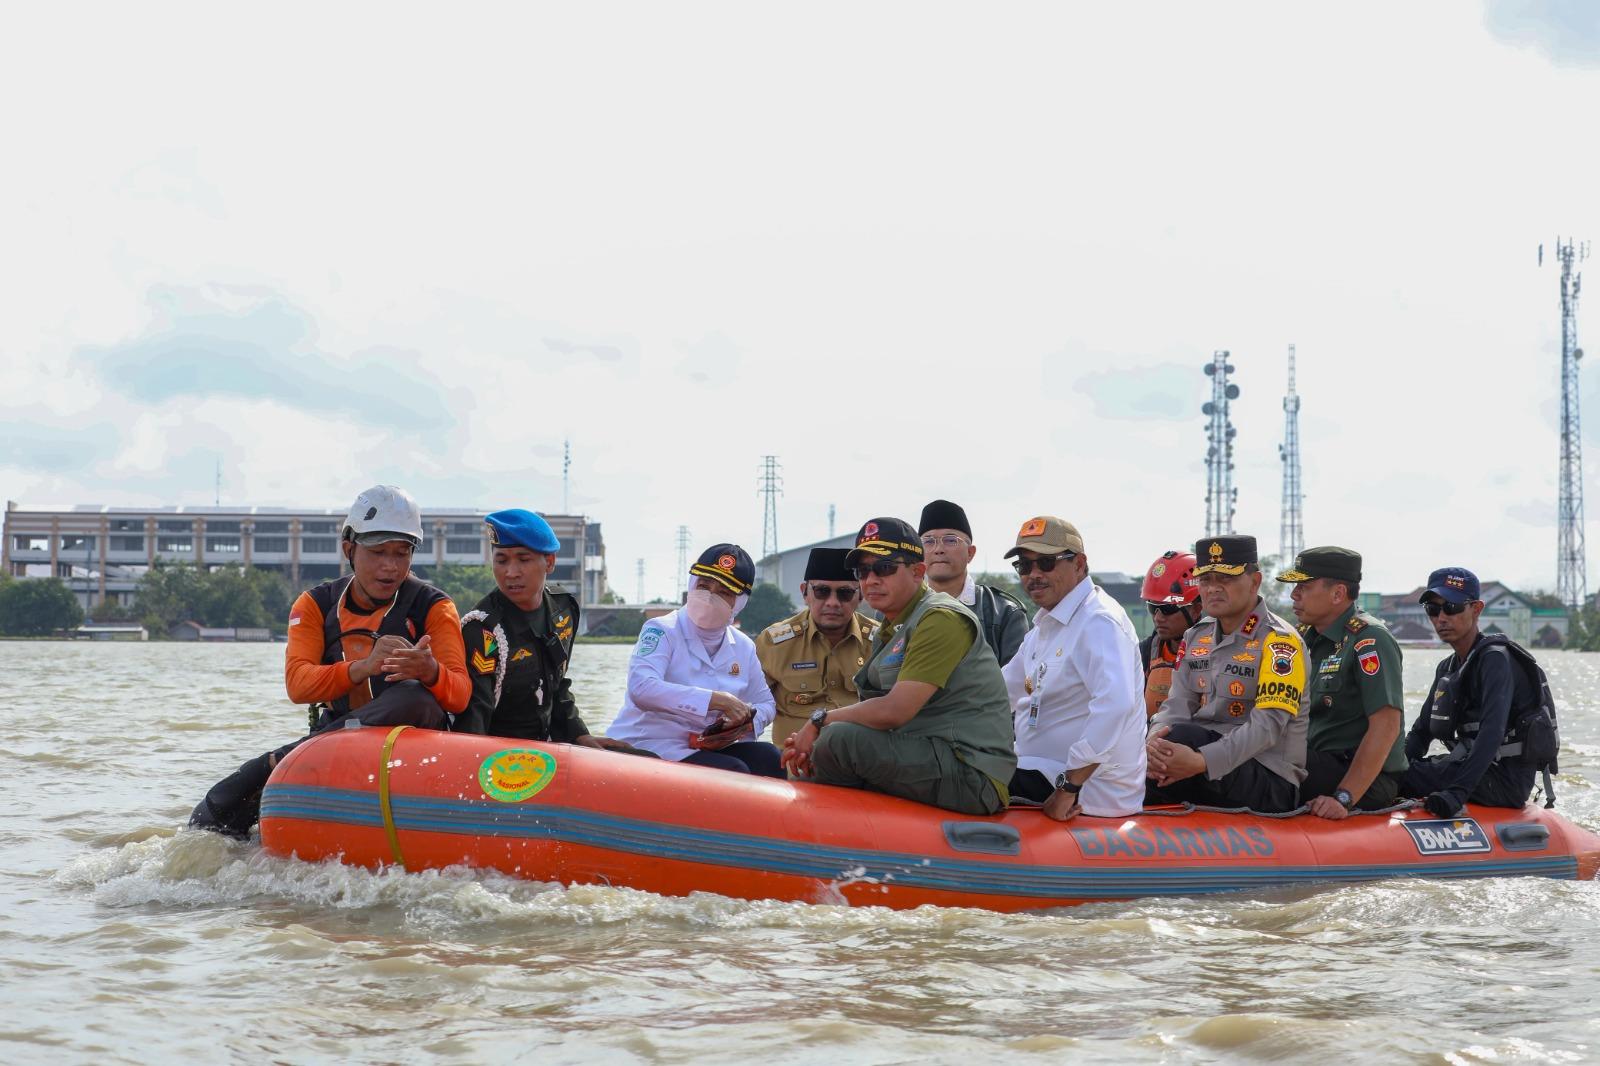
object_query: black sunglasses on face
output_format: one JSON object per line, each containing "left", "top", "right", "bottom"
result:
{"left": 808, "top": 583, "right": 858, "bottom": 602}
{"left": 1147, "top": 602, "right": 1188, "bottom": 617}
{"left": 852, "top": 560, "right": 906, "bottom": 580}
{"left": 1011, "top": 553, "right": 1074, "bottom": 576}
{"left": 1423, "top": 600, "right": 1472, "bottom": 617}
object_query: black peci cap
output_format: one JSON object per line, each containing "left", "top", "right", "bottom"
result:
{"left": 804, "top": 547, "right": 854, "bottom": 582}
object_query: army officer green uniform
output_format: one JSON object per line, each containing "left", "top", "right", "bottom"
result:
{"left": 1277, "top": 546, "right": 1407, "bottom": 811}
{"left": 783, "top": 517, "right": 1016, "bottom": 815}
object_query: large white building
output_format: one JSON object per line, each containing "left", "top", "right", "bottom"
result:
{"left": 3, "top": 502, "right": 610, "bottom": 609}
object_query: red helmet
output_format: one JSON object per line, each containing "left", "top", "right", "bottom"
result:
{"left": 1142, "top": 550, "right": 1200, "bottom": 604}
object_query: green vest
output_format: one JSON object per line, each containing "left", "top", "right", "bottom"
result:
{"left": 855, "top": 589, "right": 1017, "bottom": 787}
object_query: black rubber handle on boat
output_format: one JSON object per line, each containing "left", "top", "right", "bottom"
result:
{"left": 942, "top": 821, "right": 1022, "bottom": 855}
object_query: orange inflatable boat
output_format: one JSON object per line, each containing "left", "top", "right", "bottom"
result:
{"left": 259, "top": 724, "right": 1600, "bottom": 912}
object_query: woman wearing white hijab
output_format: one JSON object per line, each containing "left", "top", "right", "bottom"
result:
{"left": 607, "top": 543, "right": 783, "bottom": 776}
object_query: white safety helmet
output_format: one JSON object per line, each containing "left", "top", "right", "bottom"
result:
{"left": 341, "top": 485, "right": 424, "bottom": 547}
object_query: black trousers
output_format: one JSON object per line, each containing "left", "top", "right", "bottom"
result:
{"left": 1401, "top": 757, "right": 1535, "bottom": 809}
{"left": 1302, "top": 748, "right": 1402, "bottom": 809}
{"left": 1143, "top": 724, "right": 1299, "bottom": 813}
{"left": 190, "top": 680, "right": 448, "bottom": 838}
{"left": 1009, "top": 768, "right": 1056, "bottom": 804}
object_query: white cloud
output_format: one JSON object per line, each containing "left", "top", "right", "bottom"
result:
{"left": 2, "top": 1, "right": 1599, "bottom": 598}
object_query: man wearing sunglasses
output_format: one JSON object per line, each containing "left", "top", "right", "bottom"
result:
{"left": 1139, "top": 550, "right": 1202, "bottom": 717}
{"left": 1276, "top": 547, "right": 1407, "bottom": 820}
{"left": 782, "top": 517, "right": 1016, "bottom": 815}
{"left": 1146, "top": 535, "right": 1308, "bottom": 813}
{"left": 1400, "top": 567, "right": 1540, "bottom": 816}
{"left": 918, "top": 499, "right": 1030, "bottom": 666}
{"left": 1001, "top": 516, "right": 1147, "bottom": 821}
{"left": 755, "top": 547, "right": 880, "bottom": 746}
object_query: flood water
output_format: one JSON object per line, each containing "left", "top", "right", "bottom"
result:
{"left": 4, "top": 641, "right": 1600, "bottom": 1063}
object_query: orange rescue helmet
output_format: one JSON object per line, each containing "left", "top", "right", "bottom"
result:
{"left": 1142, "top": 550, "right": 1200, "bottom": 604}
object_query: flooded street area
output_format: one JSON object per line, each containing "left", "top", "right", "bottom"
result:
{"left": 5, "top": 641, "right": 1600, "bottom": 1063}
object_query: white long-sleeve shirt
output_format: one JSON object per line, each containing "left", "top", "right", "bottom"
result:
{"left": 1002, "top": 578, "right": 1148, "bottom": 817}
{"left": 607, "top": 608, "right": 777, "bottom": 762}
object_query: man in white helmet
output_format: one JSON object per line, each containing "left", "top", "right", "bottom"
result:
{"left": 189, "top": 485, "right": 470, "bottom": 838}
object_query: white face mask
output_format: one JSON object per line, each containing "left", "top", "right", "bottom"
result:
{"left": 684, "top": 588, "right": 734, "bottom": 630}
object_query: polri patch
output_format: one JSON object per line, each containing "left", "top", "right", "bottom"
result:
{"left": 1403, "top": 818, "right": 1490, "bottom": 855}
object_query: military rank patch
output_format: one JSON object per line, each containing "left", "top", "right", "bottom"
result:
{"left": 1346, "top": 616, "right": 1368, "bottom": 633}
{"left": 1242, "top": 614, "right": 1260, "bottom": 637}
{"left": 1359, "top": 650, "right": 1380, "bottom": 675}
{"left": 471, "top": 651, "right": 495, "bottom": 674}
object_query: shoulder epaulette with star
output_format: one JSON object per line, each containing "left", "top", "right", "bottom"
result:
{"left": 1346, "top": 615, "right": 1368, "bottom": 634}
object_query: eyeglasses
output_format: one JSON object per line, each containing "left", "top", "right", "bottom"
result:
{"left": 852, "top": 560, "right": 907, "bottom": 580}
{"left": 1147, "top": 602, "right": 1189, "bottom": 617}
{"left": 921, "top": 534, "right": 968, "bottom": 550}
{"left": 808, "top": 583, "right": 858, "bottom": 602}
{"left": 1423, "top": 600, "right": 1473, "bottom": 617}
{"left": 1011, "top": 553, "right": 1075, "bottom": 576}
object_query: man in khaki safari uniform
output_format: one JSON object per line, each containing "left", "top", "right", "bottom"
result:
{"left": 755, "top": 547, "right": 879, "bottom": 746}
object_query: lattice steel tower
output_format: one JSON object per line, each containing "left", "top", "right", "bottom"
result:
{"left": 1552, "top": 238, "right": 1589, "bottom": 610}
{"left": 635, "top": 558, "right": 645, "bottom": 604}
{"left": 759, "top": 455, "right": 783, "bottom": 558}
{"left": 675, "top": 525, "right": 690, "bottom": 600}
{"left": 1202, "top": 350, "right": 1240, "bottom": 537}
{"left": 1278, "top": 344, "right": 1304, "bottom": 566}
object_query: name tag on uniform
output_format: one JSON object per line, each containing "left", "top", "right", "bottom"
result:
{"left": 791, "top": 661, "right": 818, "bottom": 670}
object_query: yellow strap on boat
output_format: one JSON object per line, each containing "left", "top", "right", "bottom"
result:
{"left": 377, "top": 724, "right": 410, "bottom": 870}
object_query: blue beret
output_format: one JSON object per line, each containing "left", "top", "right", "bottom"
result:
{"left": 484, "top": 509, "right": 560, "bottom": 554}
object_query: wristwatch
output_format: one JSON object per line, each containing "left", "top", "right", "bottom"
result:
{"left": 1335, "top": 788, "right": 1354, "bottom": 809}
{"left": 1053, "top": 772, "right": 1083, "bottom": 795}
{"left": 809, "top": 709, "right": 829, "bottom": 731}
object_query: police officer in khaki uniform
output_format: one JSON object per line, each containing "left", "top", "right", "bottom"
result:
{"left": 1277, "top": 546, "right": 1407, "bottom": 819}
{"left": 1147, "top": 534, "right": 1309, "bottom": 813}
{"left": 755, "top": 547, "right": 879, "bottom": 746}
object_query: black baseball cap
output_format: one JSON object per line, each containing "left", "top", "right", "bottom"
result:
{"left": 690, "top": 543, "right": 756, "bottom": 595}
{"left": 845, "top": 517, "right": 923, "bottom": 567}
{"left": 1420, "top": 566, "right": 1480, "bottom": 605}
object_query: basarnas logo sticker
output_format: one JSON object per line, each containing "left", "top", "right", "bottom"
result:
{"left": 479, "top": 748, "right": 557, "bottom": 803}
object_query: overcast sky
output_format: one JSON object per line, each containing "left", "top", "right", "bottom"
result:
{"left": 5, "top": 1, "right": 1600, "bottom": 600}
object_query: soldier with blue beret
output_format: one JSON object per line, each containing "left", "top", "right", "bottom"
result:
{"left": 458, "top": 508, "right": 641, "bottom": 753}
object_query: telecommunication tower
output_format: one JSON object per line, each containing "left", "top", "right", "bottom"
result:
{"left": 562, "top": 439, "right": 571, "bottom": 513}
{"left": 1202, "top": 350, "right": 1240, "bottom": 537}
{"left": 828, "top": 504, "right": 836, "bottom": 539}
{"left": 759, "top": 455, "right": 783, "bottom": 558}
{"left": 635, "top": 558, "right": 645, "bottom": 604}
{"left": 1550, "top": 238, "right": 1589, "bottom": 611}
{"left": 1278, "top": 344, "right": 1304, "bottom": 566}
{"left": 675, "top": 525, "right": 690, "bottom": 600}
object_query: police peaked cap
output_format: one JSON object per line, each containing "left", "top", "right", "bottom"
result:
{"left": 1192, "top": 534, "right": 1257, "bottom": 576}
{"left": 691, "top": 543, "right": 756, "bottom": 595}
{"left": 485, "top": 509, "right": 560, "bottom": 554}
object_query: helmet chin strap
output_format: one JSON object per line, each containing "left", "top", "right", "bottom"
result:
{"left": 1181, "top": 604, "right": 1199, "bottom": 627}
